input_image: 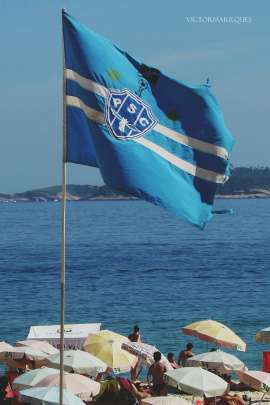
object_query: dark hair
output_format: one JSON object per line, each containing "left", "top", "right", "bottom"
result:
{"left": 134, "top": 325, "right": 140, "bottom": 332}
{"left": 167, "top": 352, "right": 174, "bottom": 361}
{"left": 153, "top": 351, "right": 162, "bottom": 362}
{"left": 186, "top": 343, "right": 193, "bottom": 350}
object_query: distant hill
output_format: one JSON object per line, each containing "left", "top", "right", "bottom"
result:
{"left": 0, "top": 184, "right": 135, "bottom": 202}
{"left": 217, "top": 166, "right": 270, "bottom": 197}
{"left": 1, "top": 166, "right": 270, "bottom": 202}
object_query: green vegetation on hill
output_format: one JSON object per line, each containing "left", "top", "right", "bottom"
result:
{"left": 218, "top": 166, "right": 270, "bottom": 194}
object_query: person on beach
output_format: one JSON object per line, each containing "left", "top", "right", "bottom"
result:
{"left": 178, "top": 342, "right": 194, "bottom": 366}
{"left": 147, "top": 351, "right": 167, "bottom": 396}
{"left": 117, "top": 376, "right": 151, "bottom": 402}
{"left": 128, "top": 325, "right": 141, "bottom": 342}
{"left": 167, "top": 352, "right": 180, "bottom": 369}
{"left": 129, "top": 325, "right": 141, "bottom": 381}
{"left": 204, "top": 393, "right": 247, "bottom": 405}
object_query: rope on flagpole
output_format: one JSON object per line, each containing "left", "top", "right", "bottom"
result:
{"left": 60, "top": 8, "right": 67, "bottom": 405}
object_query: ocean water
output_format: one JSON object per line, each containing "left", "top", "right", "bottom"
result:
{"left": 0, "top": 199, "right": 270, "bottom": 371}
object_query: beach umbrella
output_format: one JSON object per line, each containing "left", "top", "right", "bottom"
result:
{"left": 237, "top": 370, "right": 270, "bottom": 393}
{"left": 16, "top": 339, "right": 59, "bottom": 355}
{"left": 121, "top": 341, "right": 173, "bottom": 370}
{"left": 164, "top": 367, "right": 228, "bottom": 397}
{"left": 83, "top": 333, "right": 136, "bottom": 373}
{"left": 182, "top": 320, "right": 246, "bottom": 352}
{"left": 0, "top": 341, "right": 14, "bottom": 352}
{"left": 19, "top": 386, "right": 85, "bottom": 405}
{"left": 96, "top": 329, "right": 129, "bottom": 342}
{"left": 12, "top": 367, "right": 60, "bottom": 390}
{"left": 186, "top": 349, "right": 246, "bottom": 372}
{"left": 142, "top": 397, "right": 190, "bottom": 405}
{"left": 45, "top": 349, "right": 107, "bottom": 377}
{"left": 0, "top": 342, "right": 15, "bottom": 359}
{"left": 255, "top": 327, "right": 270, "bottom": 344}
{"left": 0, "top": 346, "right": 48, "bottom": 361}
{"left": 35, "top": 372, "right": 100, "bottom": 400}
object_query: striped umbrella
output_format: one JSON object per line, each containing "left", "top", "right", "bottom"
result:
{"left": 121, "top": 341, "right": 173, "bottom": 369}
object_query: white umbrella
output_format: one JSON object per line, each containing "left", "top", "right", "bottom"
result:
{"left": 19, "top": 386, "right": 85, "bottom": 405}
{"left": 186, "top": 350, "right": 246, "bottom": 372}
{"left": 122, "top": 341, "right": 173, "bottom": 370}
{"left": 35, "top": 372, "right": 100, "bottom": 400}
{"left": 142, "top": 397, "right": 191, "bottom": 405}
{"left": 12, "top": 367, "right": 60, "bottom": 390}
{"left": 45, "top": 349, "right": 107, "bottom": 377}
{"left": 16, "top": 339, "right": 59, "bottom": 355}
{"left": 164, "top": 367, "right": 228, "bottom": 397}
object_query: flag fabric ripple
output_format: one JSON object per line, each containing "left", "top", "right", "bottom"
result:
{"left": 62, "top": 11, "right": 234, "bottom": 228}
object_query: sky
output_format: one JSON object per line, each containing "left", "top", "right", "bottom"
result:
{"left": 1, "top": 0, "right": 269, "bottom": 193}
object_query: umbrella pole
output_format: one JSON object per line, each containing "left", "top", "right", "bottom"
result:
{"left": 60, "top": 10, "right": 67, "bottom": 405}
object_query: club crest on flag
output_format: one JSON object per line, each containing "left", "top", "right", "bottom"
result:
{"left": 105, "top": 89, "right": 157, "bottom": 140}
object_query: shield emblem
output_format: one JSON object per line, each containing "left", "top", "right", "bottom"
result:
{"left": 105, "top": 89, "right": 157, "bottom": 140}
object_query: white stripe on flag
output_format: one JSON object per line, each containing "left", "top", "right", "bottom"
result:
{"left": 134, "top": 137, "right": 227, "bottom": 184}
{"left": 65, "top": 68, "right": 228, "bottom": 160}
{"left": 66, "top": 95, "right": 105, "bottom": 123}
{"left": 65, "top": 69, "right": 109, "bottom": 98}
{"left": 154, "top": 123, "right": 228, "bottom": 160}
{"left": 66, "top": 97, "right": 227, "bottom": 184}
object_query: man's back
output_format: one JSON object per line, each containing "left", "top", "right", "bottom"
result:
{"left": 178, "top": 349, "right": 194, "bottom": 366}
{"left": 149, "top": 361, "right": 167, "bottom": 385}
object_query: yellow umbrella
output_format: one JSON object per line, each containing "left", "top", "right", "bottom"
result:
{"left": 182, "top": 320, "right": 246, "bottom": 352}
{"left": 97, "top": 330, "right": 128, "bottom": 342}
{"left": 83, "top": 332, "right": 136, "bottom": 373}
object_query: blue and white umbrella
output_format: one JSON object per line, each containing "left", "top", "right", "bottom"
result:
{"left": 12, "top": 367, "right": 59, "bottom": 390}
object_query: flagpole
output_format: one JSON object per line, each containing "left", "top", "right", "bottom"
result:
{"left": 60, "top": 9, "right": 67, "bottom": 405}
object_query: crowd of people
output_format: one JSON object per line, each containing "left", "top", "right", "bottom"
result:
{"left": 0, "top": 326, "right": 253, "bottom": 404}
{"left": 123, "top": 325, "right": 250, "bottom": 404}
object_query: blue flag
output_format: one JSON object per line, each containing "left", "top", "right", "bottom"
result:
{"left": 62, "top": 11, "right": 234, "bottom": 228}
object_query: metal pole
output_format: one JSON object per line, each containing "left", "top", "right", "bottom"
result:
{"left": 60, "top": 9, "right": 67, "bottom": 405}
